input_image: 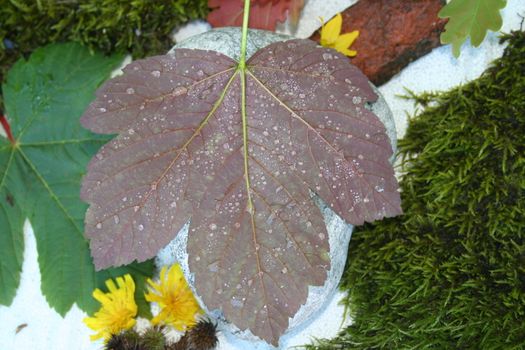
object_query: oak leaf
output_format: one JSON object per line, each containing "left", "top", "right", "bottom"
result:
{"left": 439, "top": 0, "right": 507, "bottom": 57}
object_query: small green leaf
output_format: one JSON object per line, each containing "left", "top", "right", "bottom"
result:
{"left": 0, "top": 43, "right": 154, "bottom": 316}
{"left": 438, "top": 0, "right": 507, "bottom": 57}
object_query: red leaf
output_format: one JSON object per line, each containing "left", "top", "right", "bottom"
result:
{"left": 208, "top": 0, "right": 291, "bottom": 31}
{"left": 80, "top": 39, "right": 401, "bottom": 344}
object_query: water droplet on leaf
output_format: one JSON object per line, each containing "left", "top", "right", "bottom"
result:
{"left": 322, "top": 52, "right": 333, "bottom": 60}
{"left": 173, "top": 86, "right": 188, "bottom": 96}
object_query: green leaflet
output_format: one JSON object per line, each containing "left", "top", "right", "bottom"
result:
{"left": 0, "top": 43, "right": 154, "bottom": 316}
{"left": 438, "top": 0, "right": 507, "bottom": 57}
{"left": 0, "top": 140, "right": 24, "bottom": 305}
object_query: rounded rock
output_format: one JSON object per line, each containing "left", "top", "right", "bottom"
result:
{"left": 157, "top": 27, "right": 397, "bottom": 346}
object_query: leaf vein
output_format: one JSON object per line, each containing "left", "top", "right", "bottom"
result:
{"left": 18, "top": 148, "right": 82, "bottom": 234}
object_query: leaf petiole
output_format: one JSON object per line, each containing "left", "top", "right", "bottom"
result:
{"left": 239, "top": 0, "right": 251, "bottom": 69}
{"left": 239, "top": 0, "right": 253, "bottom": 213}
{"left": 0, "top": 113, "right": 15, "bottom": 144}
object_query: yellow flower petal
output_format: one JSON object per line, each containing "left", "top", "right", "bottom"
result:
{"left": 89, "top": 332, "right": 104, "bottom": 341}
{"left": 335, "top": 31, "right": 359, "bottom": 50}
{"left": 319, "top": 13, "right": 359, "bottom": 57}
{"left": 83, "top": 274, "right": 137, "bottom": 343}
{"left": 146, "top": 278, "right": 160, "bottom": 290}
{"left": 92, "top": 289, "right": 109, "bottom": 304}
{"left": 339, "top": 48, "right": 358, "bottom": 57}
{"left": 334, "top": 31, "right": 359, "bottom": 57}
{"left": 145, "top": 293, "right": 164, "bottom": 304}
{"left": 144, "top": 264, "right": 202, "bottom": 330}
{"left": 105, "top": 279, "right": 118, "bottom": 293}
{"left": 320, "top": 13, "right": 342, "bottom": 46}
{"left": 160, "top": 265, "right": 168, "bottom": 283}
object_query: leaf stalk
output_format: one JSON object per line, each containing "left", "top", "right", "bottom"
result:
{"left": 239, "top": 0, "right": 253, "bottom": 213}
{"left": 0, "top": 113, "right": 15, "bottom": 144}
{"left": 239, "top": 0, "right": 251, "bottom": 69}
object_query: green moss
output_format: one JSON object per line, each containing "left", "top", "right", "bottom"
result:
{"left": 0, "top": 0, "right": 208, "bottom": 107}
{"left": 307, "top": 30, "right": 525, "bottom": 349}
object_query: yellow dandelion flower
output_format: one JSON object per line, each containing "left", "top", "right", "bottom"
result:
{"left": 145, "top": 264, "right": 202, "bottom": 331}
{"left": 320, "top": 13, "right": 359, "bottom": 57}
{"left": 83, "top": 274, "right": 137, "bottom": 342}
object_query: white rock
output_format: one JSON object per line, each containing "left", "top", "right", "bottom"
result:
{"left": 157, "top": 27, "right": 396, "bottom": 347}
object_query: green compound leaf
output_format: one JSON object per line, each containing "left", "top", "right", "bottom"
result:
{"left": 438, "top": 0, "right": 507, "bottom": 57}
{"left": 0, "top": 43, "right": 154, "bottom": 317}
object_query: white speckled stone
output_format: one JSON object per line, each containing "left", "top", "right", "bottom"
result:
{"left": 157, "top": 27, "right": 396, "bottom": 346}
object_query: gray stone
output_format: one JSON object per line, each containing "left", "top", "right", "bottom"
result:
{"left": 156, "top": 27, "right": 396, "bottom": 346}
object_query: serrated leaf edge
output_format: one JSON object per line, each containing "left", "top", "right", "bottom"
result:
{"left": 438, "top": 0, "right": 507, "bottom": 57}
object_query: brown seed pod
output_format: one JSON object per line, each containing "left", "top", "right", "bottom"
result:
{"left": 168, "top": 319, "right": 218, "bottom": 350}
{"left": 106, "top": 330, "right": 144, "bottom": 350}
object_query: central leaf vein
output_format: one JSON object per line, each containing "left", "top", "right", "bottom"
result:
{"left": 17, "top": 148, "right": 83, "bottom": 234}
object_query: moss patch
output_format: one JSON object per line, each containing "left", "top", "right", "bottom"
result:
{"left": 0, "top": 0, "right": 208, "bottom": 108}
{"left": 308, "top": 30, "right": 525, "bottom": 349}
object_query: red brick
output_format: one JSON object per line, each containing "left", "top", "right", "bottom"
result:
{"left": 311, "top": 0, "right": 447, "bottom": 85}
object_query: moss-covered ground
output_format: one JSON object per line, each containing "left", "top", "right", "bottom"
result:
{"left": 308, "top": 30, "right": 525, "bottom": 349}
